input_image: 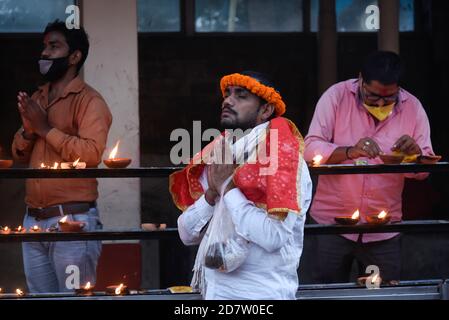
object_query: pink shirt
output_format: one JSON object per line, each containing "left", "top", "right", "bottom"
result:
{"left": 304, "top": 79, "right": 434, "bottom": 243}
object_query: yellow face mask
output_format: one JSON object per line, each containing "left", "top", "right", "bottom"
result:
{"left": 363, "top": 103, "right": 395, "bottom": 121}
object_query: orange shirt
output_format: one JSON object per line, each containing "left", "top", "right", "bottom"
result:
{"left": 12, "top": 76, "right": 113, "bottom": 208}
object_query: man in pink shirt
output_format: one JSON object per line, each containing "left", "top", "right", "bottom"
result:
{"left": 304, "top": 51, "right": 434, "bottom": 283}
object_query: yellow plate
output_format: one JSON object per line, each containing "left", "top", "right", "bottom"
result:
{"left": 391, "top": 151, "right": 419, "bottom": 163}
{"left": 168, "top": 286, "right": 193, "bottom": 294}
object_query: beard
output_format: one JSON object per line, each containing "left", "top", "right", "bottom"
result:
{"left": 220, "top": 116, "right": 259, "bottom": 131}
{"left": 220, "top": 108, "right": 260, "bottom": 131}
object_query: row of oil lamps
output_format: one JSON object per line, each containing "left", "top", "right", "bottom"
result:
{"left": 1, "top": 215, "right": 86, "bottom": 234}
{"left": 0, "top": 282, "right": 129, "bottom": 297}
{"left": 0, "top": 140, "right": 131, "bottom": 169}
{"left": 335, "top": 209, "right": 391, "bottom": 225}
{"left": 1, "top": 210, "right": 389, "bottom": 234}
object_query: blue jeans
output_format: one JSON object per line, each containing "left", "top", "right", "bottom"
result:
{"left": 22, "top": 207, "right": 103, "bottom": 293}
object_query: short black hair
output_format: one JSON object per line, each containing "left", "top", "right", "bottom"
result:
{"left": 361, "top": 51, "right": 402, "bottom": 85}
{"left": 43, "top": 19, "right": 89, "bottom": 72}
{"left": 241, "top": 70, "right": 275, "bottom": 88}
{"left": 240, "top": 70, "right": 277, "bottom": 119}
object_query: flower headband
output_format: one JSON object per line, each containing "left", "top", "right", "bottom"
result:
{"left": 220, "top": 73, "right": 286, "bottom": 116}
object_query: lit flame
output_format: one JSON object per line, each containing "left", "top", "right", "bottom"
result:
{"left": 16, "top": 289, "right": 24, "bottom": 296}
{"left": 377, "top": 211, "right": 387, "bottom": 219}
{"left": 32, "top": 225, "right": 39, "bottom": 231}
{"left": 313, "top": 154, "right": 323, "bottom": 166}
{"left": 17, "top": 226, "right": 22, "bottom": 232}
{"left": 351, "top": 210, "right": 360, "bottom": 220}
{"left": 84, "top": 282, "right": 91, "bottom": 290}
{"left": 109, "top": 141, "right": 120, "bottom": 159}
{"left": 115, "top": 283, "right": 124, "bottom": 295}
{"left": 59, "top": 216, "right": 68, "bottom": 223}
{"left": 52, "top": 162, "right": 59, "bottom": 169}
{"left": 40, "top": 163, "right": 46, "bottom": 168}
{"left": 3, "top": 226, "right": 9, "bottom": 232}
{"left": 73, "top": 158, "right": 80, "bottom": 167}
{"left": 371, "top": 273, "right": 379, "bottom": 284}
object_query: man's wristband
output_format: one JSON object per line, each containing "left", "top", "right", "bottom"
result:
{"left": 21, "top": 129, "right": 37, "bottom": 141}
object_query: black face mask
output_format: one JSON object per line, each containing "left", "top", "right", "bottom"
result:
{"left": 38, "top": 56, "right": 70, "bottom": 82}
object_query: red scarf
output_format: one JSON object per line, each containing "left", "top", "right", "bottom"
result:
{"left": 169, "top": 117, "right": 305, "bottom": 220}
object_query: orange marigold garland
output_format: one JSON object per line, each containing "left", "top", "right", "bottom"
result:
{"left": 220, "top": 73, "right": 286, "bottom": 116}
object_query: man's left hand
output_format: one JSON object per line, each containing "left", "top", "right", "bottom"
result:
{"left": 392, "top": 135, "right": 421, "bottom": 155}
{"left": 17, "top": 92, "right": 52, "bottom": 138}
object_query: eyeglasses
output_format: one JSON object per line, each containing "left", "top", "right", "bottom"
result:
{"left": 361, "top": 81, "right": 399, "bottom": 105}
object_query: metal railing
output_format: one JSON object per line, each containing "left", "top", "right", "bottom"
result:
{"left": 0, "top": 162, "right": 447, "bottom": 178}
{"left": 0, "top": 163, "right": 448, "bottom": 242}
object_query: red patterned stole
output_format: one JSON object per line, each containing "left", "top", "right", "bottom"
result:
{"left": 169, "top": 117, "right": 305, "bottom": 220}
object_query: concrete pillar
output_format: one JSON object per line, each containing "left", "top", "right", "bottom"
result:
{"left": 378, "top": 0, "right": 400, "bottom": 53}
{"left": 318, "top": 0, "right": 337, "bottom": 95}
{"left": 81, "top": 0, "right": 141, "bottom": 230}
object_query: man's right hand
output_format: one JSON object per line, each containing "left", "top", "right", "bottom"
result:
{"left": 348, "top": 137, "right": 382, "bottom": 159}
{"left": 17, "top": 92, "right": 36, "bottom": 139}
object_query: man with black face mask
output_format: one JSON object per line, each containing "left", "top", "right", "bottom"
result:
{"left": 12, "top": 20, "right": 112, "bottom": 293}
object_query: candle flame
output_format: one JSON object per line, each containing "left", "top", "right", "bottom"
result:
{"left": 32, "top": 225, "right": 39, "bottom": 231}
{"left": 85, "top": 282, "right": 91, "bottom": 290}
{"left": 40, "top": 163, "right": 46, "bottom": 168}
{"left": 371, "top": 273, "right": 379, "bottom": 284}
{"left": 351, "top": 210, "right": 360, "bottom": 220}
{"left": 52, "top": 162, "right": 59, "bottom": 169}
{"left": 115, "top": 283, "right": 124, "bottom": 295}
{"left": 312, "top": 154, "right": 323, "bottom": 166}
{"left": 378, "top": 210, "right": 387, "bottom": 219}
{"left": 109, "top": 141, "right": 120, "bottom": 159}
{"left": 16, "top": 289, "right": 24, "bottom": 296}
{"left": 73, "top": 158, "right": 80, "bottom": 167}
{"left": 3, "top": 226, "right": 9, "bottom": 232}
{"left": 17, "top": 226, "right": 22, "bottom": 231}
{"left": 59, "top": 216, "right": 68, "bottom": 223}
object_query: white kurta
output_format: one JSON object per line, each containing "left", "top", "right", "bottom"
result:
{"left": 177, "top": 159, "right": 313, "bottom": 300}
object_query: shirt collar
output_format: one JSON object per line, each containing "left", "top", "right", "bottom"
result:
{"left": 37, "top": 76, "right": 85, "bottom": 103}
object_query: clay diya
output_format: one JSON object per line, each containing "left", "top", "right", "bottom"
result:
{"left": 0, "top": 226, "right": 11, "bottom": 234}
{"left": 379, "top": 154, "right": 404, "bottom": 164}
{"left": 357, "top": 275, "right": 383, "bottom": 287}
{"left": 418, "top": 155, "right": 442, "bottom": 164}
{"left": 106, "top": 283, "right": 129, "bottom": 295}
{"left": 141, "top": 223, "right": 167, "bottom": 231}
{"left": 29, "top": 225, "right": 41, "bottom": 232}
{"left": 58, "top": 216, "right": 85, "bottom": 232}
{"left": 366, "top": 210, "right": 391, "bottom": 225}
{"left": 0, "top": 160, "right": 13, "bottom": 168}
{"left": 75, "top": 282, "right": 95, "bottom": 296}
{"left": 13, "top": 226, "right": 26, "bottom": 233}
{"left": 104, "top": 141, "right": 131, "bottom": 168}
{"left": 15, "top": 288, "right": 25, "bottom": 296}
{"left": 334, "top": 210, "right": 360, "bottom": 225}
{"left": 60, "top": 158, "right": 87, "bottom": 169}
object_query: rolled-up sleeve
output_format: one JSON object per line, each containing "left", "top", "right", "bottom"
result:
{"left": 304, "top": 86, "right": 340, "bottom": 163}
{"left": 45, "top": 96, "right": 112, "bottom": 166}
